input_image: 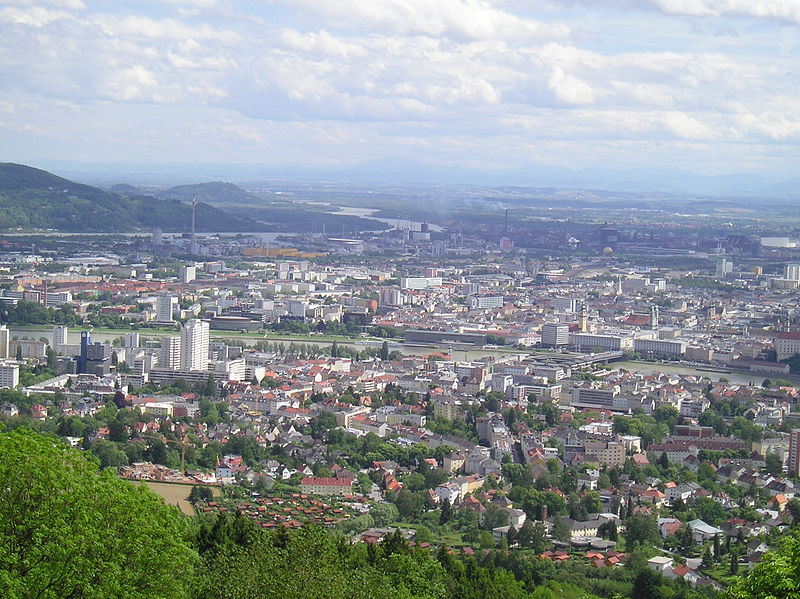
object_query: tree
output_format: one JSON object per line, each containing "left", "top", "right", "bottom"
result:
{"left": 730, "top": 528, "right": 800, "bottom": 598}
{"left": 625, "top": 514, "right": 660, "bottom": 549}
{"left": 379, "top": 341, "right": 389, "bottom": 361}
{"left": 551, "top": 516, "right": 571, "bottom": 543}
{"left": 701, "top": 546, "right": 714, "bottom": 570}
{"left": 632, "top": 568, "right": 665, "bottom": 599}
{"left": 765, "top": 452, "right": 784, "bottom": 476}
{"left": 730, "top": 550, "right": 739, "bottom": 575}
{"left": 0, "top": 428, "right": 197, "bottom": 599}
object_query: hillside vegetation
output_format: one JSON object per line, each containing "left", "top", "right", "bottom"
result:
{"left": 0, "top": 163, "right": 264, "bottom": 232}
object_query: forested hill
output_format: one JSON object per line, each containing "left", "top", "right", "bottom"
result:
{"left": 0, "top": 163, "right": 265, "bottom": 232}
{"left": 157, "top": 181, "right": 258, "bottom": 204}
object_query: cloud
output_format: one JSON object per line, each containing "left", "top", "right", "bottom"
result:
{"left": 645, "top": 0, "right": 800, "bottom": 24}
{"left": 278, "top": 0, "right": 571, "bottom": 42}
{"left": 0, "top": 0, "right": 799, "bottom": 176}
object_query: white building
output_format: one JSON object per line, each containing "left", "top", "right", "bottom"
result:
{"left": 715, "top": 257, "right": 733, "bottom": 278}
{"left": 785, "top": 264, "right": 800, "bottom": 282}
{"left": 159, "top": 336, "right": 182, "bottom": 370}
{"left": 52, "top": 325, "right": 68, "bottom": 350}
{"left": 124, "top": 332, "right": 140, "bottom": 349}
{"left": 775, "top": 332, "right": 800, "bottom": 361}
{"left": 0, "top": 361, "right": 19, "bottom": 388}
{"left": 180, "top": 319, "right": 210, "bottom": 371}
{"left": 468, "top": 295, "right": 504, "bottom": 310}
{"left": 180, "top": 265, "right": 196, "bottom": 284}
{"left": 541, "top": 323, "right": 569, "bottom": 347}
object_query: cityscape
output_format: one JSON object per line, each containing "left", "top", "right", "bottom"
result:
{"left": 3, "top": 1, "right": 800, "bottom": 599}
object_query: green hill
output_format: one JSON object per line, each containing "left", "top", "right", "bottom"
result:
{"left": 157, "top": 181, "right": 258, "bottom": 204}
{"left": 0, "top": 163, "right": 264, "bottom": 232}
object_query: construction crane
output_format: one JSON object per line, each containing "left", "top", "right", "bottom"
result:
{"left": 142, "top": 434, "right": 190, "bottom": 473}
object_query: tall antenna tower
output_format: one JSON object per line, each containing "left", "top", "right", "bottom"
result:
{"left": 191, "top": 195, "right": 197, "bottom": 243}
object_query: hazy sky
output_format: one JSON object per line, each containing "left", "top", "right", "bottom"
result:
{"left": 2, "top": 0, "right": 799, "bottom": 177}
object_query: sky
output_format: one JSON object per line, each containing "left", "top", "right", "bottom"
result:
{"left": 1, "top": 0, "right": 800, "bottom": 180}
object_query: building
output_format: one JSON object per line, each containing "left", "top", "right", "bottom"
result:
{"left": 786, "top": 264, "right": 800, "bottom": 282}
{"left": 468, "top": 295, "right": 504, "bottom": 310}
{"left": 541, "top": 323, "right": 569, "bottom": 347}
{"left": 300, "top": 477, "right": 353, "bottom": 496}
{"left": 180, "top": 265, "right": 196, "bottom": 284}
{"left": 379, "top": 287, "right": 403, "bottom": 306}
{"left": 159, "top": 336, "right": 182, "bottom": 370}
{"left": 156, "top": 295, "right": 176, "bottom": 323}
{"left": 52, "top": 325, "right": 68, "bottom": 350}
{"left": 0, "top": 361, "right": 19, "bottom": 388}
{"left": 633, "top": 338, "right": 687, "bottom": 357}
{"left": 789, "top": 429, "right": 800, "bottom": 476}
{"left": 124, "top": 332, "right": 140, "bottom": 349}
{"left": 570, "top": 332, "right": 632, "bottom": 351}
{"left": 552, "top": 297, "right": 578, "bottom": 313}
{"left": 180, "top": 319, "right": 210, "bottom": 372}
{"left": 715, "top": 257, "right": 733, "bottom": 278}
{"left": 400, "top": 276, "right": 442, "bottom": 290}
{"left": 0, "top": 325, "right": 9, "bottom": 359}
{"left": 775, "top": 332, "right": 800, "bottom": 361}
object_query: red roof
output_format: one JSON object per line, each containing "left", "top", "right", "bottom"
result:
{"left": 301, "top": 477, "right": 352, "bottom": 487}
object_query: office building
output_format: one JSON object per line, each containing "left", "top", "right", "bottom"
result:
{"left": 541, "top": 323, "right": 569, "bottom": 347}
{"left": 180, "top": 319, "right": 210, "bottom": 372}
{"left": 786, "top": 264, "right": 800, "bottom": 282}
{"left": 156, "top": 295, "right": 176, "bottom": 323}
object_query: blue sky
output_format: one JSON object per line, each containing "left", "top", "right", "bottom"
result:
{"left": 1, "top": 0, "right": 799, "bottom": 179}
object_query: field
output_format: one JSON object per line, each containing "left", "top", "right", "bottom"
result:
{"left": 136, "top": 481, "right": 220, "bottom": 516}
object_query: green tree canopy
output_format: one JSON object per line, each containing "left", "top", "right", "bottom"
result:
{"left": 0, "top": 428, "right": 197, "bottom": 599}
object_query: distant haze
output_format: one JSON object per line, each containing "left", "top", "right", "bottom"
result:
{"left": 2, "top": 1, "right": 799, "bottom": 191}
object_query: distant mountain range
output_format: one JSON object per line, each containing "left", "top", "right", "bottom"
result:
{"left": 0, "top": 163, "right": 265, "bottom": 233}
{"left": 34, "top": 159, "right": 800, "bottom": 200}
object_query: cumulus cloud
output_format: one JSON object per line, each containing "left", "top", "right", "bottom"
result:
{"left": 278, "top": 0, "right": 571, "bottom": 41}
{"left": 0, "top": 0, "right": 798, "bottom": 175}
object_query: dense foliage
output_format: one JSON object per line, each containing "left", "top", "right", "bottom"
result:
{"left": 0, "top": 163, "right": 261, "bottom": 232}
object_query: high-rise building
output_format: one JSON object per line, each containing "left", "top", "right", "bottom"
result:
{"left": 159, "top": 336, "right": 182, "bottom": 370}
{"left": 180, "top": 319, "right": 209, "bottom": 371}
{"left": 541, "top": 323, "right": 569, "bottom": 347}
{"left": 0, "top": 361, "right": 19, "bottom": 388}
{"left": 180, "top": 265, "right": 196, "bottom": 284}
{"left": 124, "top": 332, "right": 140, "bottom": 349}
{"left": 156, "top": 295, "right": 175, "bottom": 323}
{"left": 785, "top": 264, "right": 800, "bottom": 282}
{"left": 0, "top": 325, "right": 9, "bottom": 359}
{"left": 52, "top": 325, "right": 68, "bottom": 349}
{"left": 77, "top": 331, "right": 91, "bottom": 374}
{"left": 789, "top": 429, "right": 800, "bottom": 476}
{"left": 715, "top": 257, "right": 732, "bottom": 278}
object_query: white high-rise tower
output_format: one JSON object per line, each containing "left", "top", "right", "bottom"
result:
{"left": 180, "top": 319, "right": 209, "bottom": 371}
